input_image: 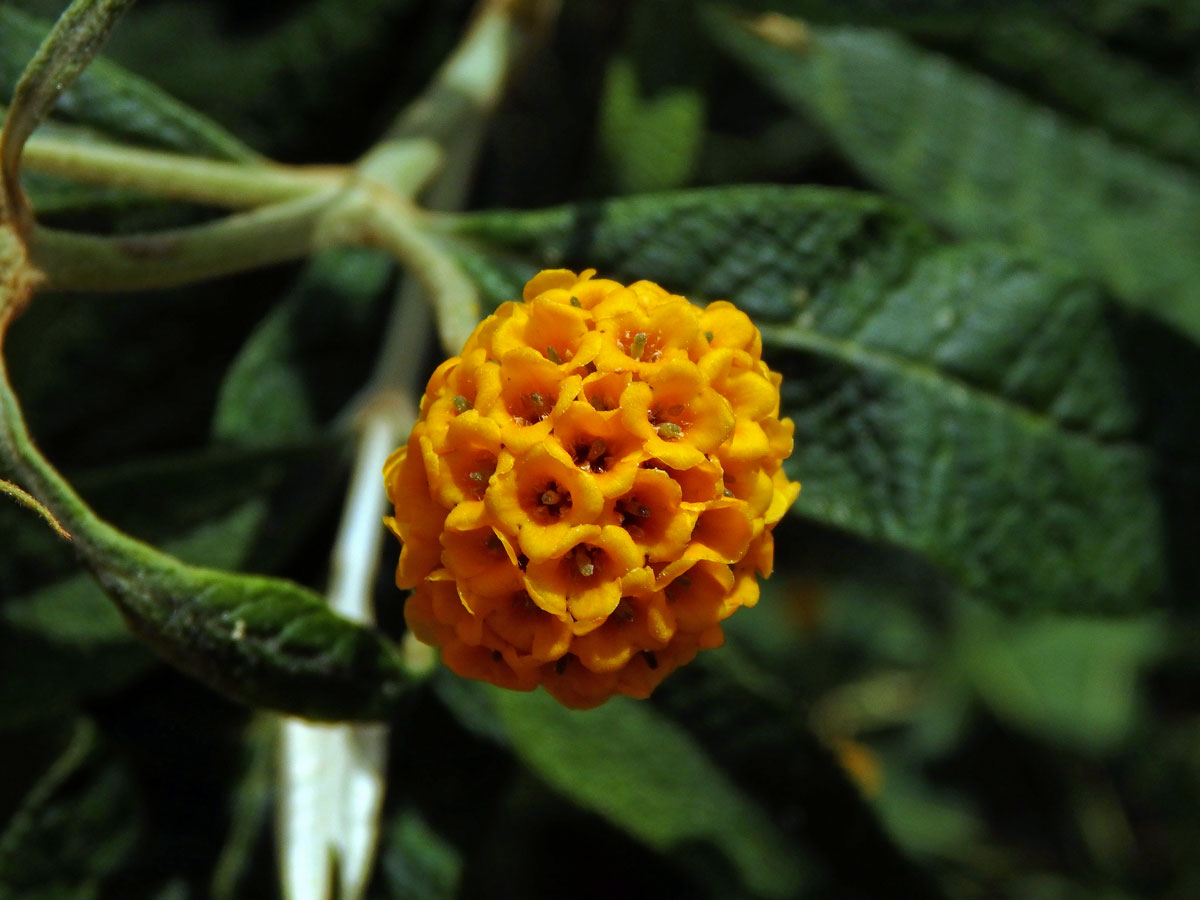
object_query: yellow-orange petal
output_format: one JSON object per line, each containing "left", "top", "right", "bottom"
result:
{"left": 493, "top": 294, "right": 602, "bottom": 372}
{"left": 718, "top": 457, "right": 776, "bottom": 518}
{"left": 482, "top": 589, "right": 573, "bottom": 666}
{"left": 442, "top": 640, "right": 541, "bottom": 692}
{"left": 524, "top": 525, "right": 643, "bottom": 625}
{"left": 663, "top": 560, "right": 735, "bottom": 632}
{"left": 765, "top": 465, "right": 801, "bottom": 526}
{"left": 424, "top": 411, "right": 503, "bottom": 507}
{"left": 593, "top": 292, "right": 701, "bottom": 377}
{"left": 384, "top": 441, "right": 448, "bottom": 587}
{"left": 699, "top": 300, "right": 762, "bottom": 358}
{"left": 485, "top": 444, "right": 605, "bottom": 559}
{"left": 539, "top": 655, "right": 621, "bottom": 709}
{"left": 388, "top": 267, "right": 797, "bottom": 708}
{"left": 440, "top": 523, "right": 524, "bottom": 608}
{"left": 619, "top": 361, "right": 734, "bottom": 468}
{"left": 522, "top": 268, "right": 581, "bottom": 301}
{"left": 683, "top": 500, "right": 757, "bottom": 564}
{"left": 604, "top": 466, "right": 697, "bottom": 562}
{"left": 700, "top": 348, "right": 779, "bottom": 421}
{"left": 551, "top": 400, "right": 646, "bottom": 499}
{"left": 485, "top": 347, "right": 581, "bottom": 453}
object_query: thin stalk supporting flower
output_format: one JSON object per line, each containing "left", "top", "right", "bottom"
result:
{"left": 384, "top": 269, "right": 799, "bottom": 708}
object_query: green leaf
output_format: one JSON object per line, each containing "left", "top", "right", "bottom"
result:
{"left": 706, "top": 13, "right": 1200, "bottom": 341}
{"left": 1, "top": 393, "right": 409, "bottom": 723}
{"left": 941, "top": 14, "right": 1200, "bottom": 170}
{"left": 213, "top": 247, "right": 393, "bottom": 446}
{"left": 379, "top": 809, "right": 462, "bottom": 900}
{"left": 0, "top": 720, "right": 139, "bottom": 898}
{"left": 0, "top": 494, "right": 302, "bottom": 731}
{"left": 7, "top": 281, "right": 287, "bottom": 463}
{"left": 1, "top": 0, "right": 138, "bottom": 219}
{"left": 489, "top": 687, "right": 805, "bottom": 899}
{"left": 81, "top": 538, "right": 410, "bottom": 721}
{"left": 439, "top": 185, "right": 1191, "bottom": 614}
{"left": 441, "top": 184, "right": 934, "bottom": 323}
{"left": 954, "top": 604, "right": 1166, "bottom": 753}
{"left": 98, "top": 0, "right": 425, "bottom": 157}
{"left": 0, "top": 5, "right": 256, "bottom": 160}
{"left": 19, "top": 170, "right": 151, "bottom": 220}
{"left": 656, "top": 649, "right": 942, "bottom": 897}
{"left": 599, "top": 56, "right": 706, "bottom": 194}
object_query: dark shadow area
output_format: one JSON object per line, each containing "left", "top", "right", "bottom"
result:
{"left": 1108, "top": 306, "right": 1200, "bottom": 608}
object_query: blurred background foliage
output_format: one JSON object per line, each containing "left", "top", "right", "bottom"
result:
{"left": 2, "top": 1, "right": 1200, "bottom": 898}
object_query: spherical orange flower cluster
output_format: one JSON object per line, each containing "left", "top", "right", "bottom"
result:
{"left": 384, "top": 269, "right": 799, "bottom": 708}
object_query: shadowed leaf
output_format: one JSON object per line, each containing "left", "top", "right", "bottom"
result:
{"left": 705, "top": 13, "right": 1200, "bottom": 341}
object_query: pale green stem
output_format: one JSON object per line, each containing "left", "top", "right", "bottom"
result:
{"left": 361, "top": 202, "right": 479, "bottom": 355}
{"left": 0, "top": 0, "right": 137, "bottom": 231}
{"left": 23, "top": 134, "right": 346, "bottom": 209}
{"left": 29, "top": 188, "right": 342, "bottom": 291}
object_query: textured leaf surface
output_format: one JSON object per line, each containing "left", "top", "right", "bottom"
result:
{"left": 1, "top": 387, "right": 410, "bottom": 723}
{"left": 706, "top": 14, "right": 1200, "bottom": 341}
{"left": 944, "top": 14, "right": 1200, "bottom": 169}
{"left": 490, "top": 687, "right": 805, "bottom": 899}
{"left": 440, "top": 185, "right": 1191, "bottom": 614}
{"left": 0, "top": 5, "right": 255, "bottom": 160}
{"left": 79, "top": 533, "right": 409, "bottom": 721}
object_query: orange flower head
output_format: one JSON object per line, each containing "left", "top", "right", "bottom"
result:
{"left": 384, "top": 269, "right": 799, "bottom": 709}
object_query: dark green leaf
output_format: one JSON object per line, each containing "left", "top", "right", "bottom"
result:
{"left": 1, "top": 396, "right": 409, "bottom": 722}
{"left": 657, "top": 648, "right": 944, "bottom": 897}
{"left": 99, "top": 0, "right": 426, "bottom": 158}
{"left": 706, "top": 13, "right": 1200, "bottom": 341}
{"left": 440, "top": 185, "right": 1191, "bottom": 614}
{"left": 953, "top": 604, "right": 1165, "bottom": 753}
{"left": 441, "top": 184, "right": 934, "bottom": 323}
{"left": 81, "top": 536, "right": 411, "bottom": 721}
{"left": 938, "top": 15, "right": 1200, "bottom": 170}
{"left": 1, "top": 0, "right": 138, "bottom": 216}
{"left": 0, "top": 720, "right": 139, "bottom": 899}
{"left": 379, "top": 809, "right": 462, "bottom": 900}
{"left": 209, "top": 717, "right": 274, "bottom": 900}
{"left": 7, "top": 280, "right": 283, "bottom": 465}
{"left": 213, "top": 248, "right": 393, "bottom": 446}
{"left": 19, "top": 170, "right": 151, "bottom": 220}
{"left": 489, "top": 687, "right": 805, "bottom": 899}
{"left": 0, "top": 626, "right": 148, "bottom": 733}
{"left": 0, "top": 5, "right": 255, "bottom": 160}
{"left": 0, "top": 497, "right": 293, "bottom": 731}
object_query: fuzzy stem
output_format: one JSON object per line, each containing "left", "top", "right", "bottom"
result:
{"left": 29, "top": 188, "right": 342, "bottom": 291}
{"left": 23, "top": 135, "right": 346, "bottom": 209}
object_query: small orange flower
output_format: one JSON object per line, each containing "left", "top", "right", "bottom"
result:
{"left": 384, "top": 269, "right": 800, "bottom": 709}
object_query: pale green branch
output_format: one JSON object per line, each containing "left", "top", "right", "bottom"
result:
{"left": 0, "top": 0, "right": 137, "bottom": 230}
{"left": 363, "top": 202, "right": 480, "bottom": 355}
{"left": 23, "top": 134, "right": 346, "bottom": 209}
{"left": 29, "top": 188, "right": 342, "bottom": 291}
